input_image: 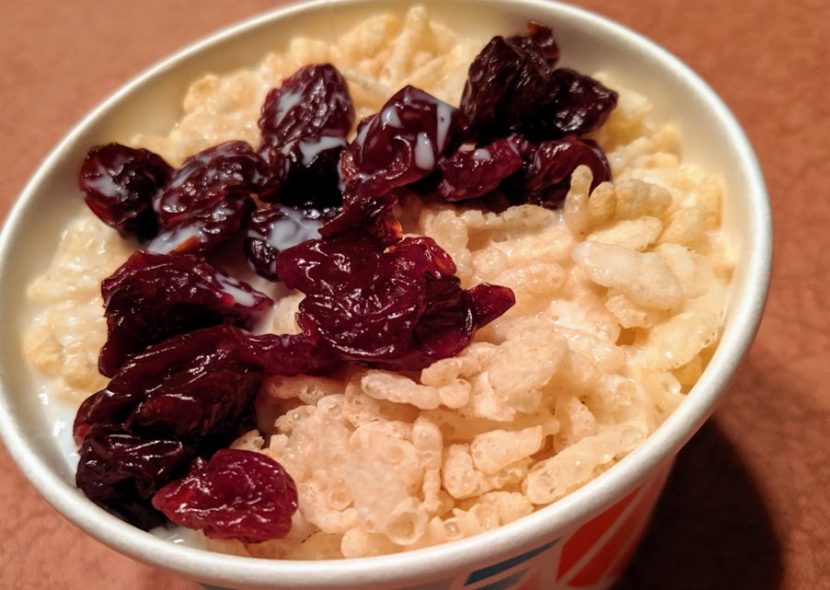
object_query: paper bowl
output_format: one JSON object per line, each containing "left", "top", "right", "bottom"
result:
{"left": 0, "top": 1, "right": 771, "bottom": 589}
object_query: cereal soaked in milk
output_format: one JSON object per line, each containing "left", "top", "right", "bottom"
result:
{"left": 24, "top": 6, "right": 733, "bottom": 559}
{"left": 24, "top": 214, "right": 134, "bottom": 403}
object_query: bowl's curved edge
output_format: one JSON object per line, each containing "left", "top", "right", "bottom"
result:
{"left": 0, "top": 0, "right": 772, "bottom": 587}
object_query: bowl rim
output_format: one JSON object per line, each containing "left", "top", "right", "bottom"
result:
{"left": 0, "top": 0, "right": 771, "bottom": 587}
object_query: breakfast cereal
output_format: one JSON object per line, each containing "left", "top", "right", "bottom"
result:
{"left": 23, "top": 6, "right": 733, "bottom": 559}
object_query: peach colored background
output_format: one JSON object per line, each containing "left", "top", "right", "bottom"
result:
{"left": 1, "top": 1, "right": 827, "bottom": 589}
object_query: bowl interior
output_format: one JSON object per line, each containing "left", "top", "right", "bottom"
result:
{"left": 0, "top": 0, "right": 770, "bottom": 588}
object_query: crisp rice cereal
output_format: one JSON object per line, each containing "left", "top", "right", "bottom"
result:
{"left": 23, "top": 7, "right": 734, "bottom": 558}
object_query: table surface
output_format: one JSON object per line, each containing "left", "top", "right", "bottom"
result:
{"left": 1, "top": 1, "right": 827, "bottom": 589}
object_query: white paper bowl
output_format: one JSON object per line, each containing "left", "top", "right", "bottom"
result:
{"left": 0, "top": 1, "right": 771, "bottom": 589}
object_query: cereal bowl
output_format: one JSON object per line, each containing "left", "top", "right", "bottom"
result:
{"left": 0, "top": 1, "right": 771, "bottom": 589}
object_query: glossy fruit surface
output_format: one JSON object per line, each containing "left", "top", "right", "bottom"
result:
{"left": 152, "top": 449, "right": 298, "bottom": 543}
{"left": 276, "top": 233, "right": 514, "bottom": 370}
{"left": 99, "top": 251, "right": 272, "bottom": 376}
{"left": 79, "top": 143, "right": 172, "bottom": 240}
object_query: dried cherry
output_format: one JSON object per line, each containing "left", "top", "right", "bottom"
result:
{"left": 318, "top": 186, "right": 401, "bottom": 246}
{"left": 244, "top": 206, "right": 326, "bottom": 280}
{"left": 147, "top": 194, "right": 255, "bottom": 256}
{"left": 154, "top": 141, "right": 267, "bottom": 227}
{"left": 258, "top": 64, "right": 354, "bottom": 206}
{"left": 82, "top": 326, "right": 338, "bottom": 446}
{"left": 460, "top": 23, "right": 560, "bottom": 140}
{"left": 152, "top": 449, "right": 298, "bottom": 543}
{"left": 259, "top": 137, "right": 346, "bottom": 208}
{"left": 98, "top": 251, "right": 272, "bottom": 376}
{"left": 521, "top": 68, "right": 618, "bottom": 141}
{"left": 75, "top": 327, "right": 269, "bottom": 527}
{"left": 75, "top": 426, "right": 192, "bottom": 530}
{"left": 342, "top": 86, "right": 463, "bottom": 196}
{"left": 276, "top": 230, "right": 381, "bottom": 295}
{"left": 276, "top": 233, "right": 514, "bottom": 370}
{"left": 86, "top": 326, "right": 264, "bottom": 440}
{"left": 508, "top": 21, "right": 561, "bottom": 64}
{"left": 79, "top": 143, "right": 172, "bottom": 240}
{"left": 259, "top": 64, "right": 354, "bottom": 147}
{"left": 468, "top": 283, "right": 517, "bottom": 326}
{"left": 322, "top": 86, "right": 463, "bottom": 239}
{"left": 244, "top": 332, "right": 341, "bottom": 377}
{"left": 436, "top": 134, "right": 527, "bottom": 201}
{"left": 519, "top": 135, "right": 611, "bottom": 207}
{"left": 73, "top": 391, "right": 101, "bottom": 445}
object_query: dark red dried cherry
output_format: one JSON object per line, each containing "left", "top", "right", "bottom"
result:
{"left": 460, "top": 23, "right": 560, "bottom": 140}
{"left": 147, "top": 194, "right": 255, "bottom": 256}
{"left": 318, "top": 186, "right": 401, "bottom": 246}
{"left": 244, "top": 331, "right": 341, "bottom": 377}
{"left": 259, "top": 137, "right": 346, "bottom": 209}
{"left": 84, "top": 325, "right": 339, "bottom": 445}
{"left": 152, "top": 449, "right": 298, "bottom": 543}
{"left": 155, "top": 141, "right": 267, "bottom": 228}
{"left": 341, "top": 86, "right": 464, "bottom": 197}
{"left": 79, "top": 143, "right": 172, "bottom": 240}
{"left": 259, "top": 64, "right": 354, "bottom": 148}
{"left": 244, "top": 206, "right": 325, "bottom": 281}
{"left": 322, "top": 86, "right": 463, "bottom": 240}
{"left": 75, "top": 426, "right": 192, "bottom": 530}
{"left": 87, "top": 326, "right": 264, "bottom": 440}
{"left": 508, "top": 21, "right": 561, "bottom": 64}
{"left": 98, "top": 251, "right": 272, "bottom": 376}
{"left": 258, "top": 64, "right": 354, "bottom": 207}
{"left": 521, "top": 68, "right": 618, "bottom": 141}
{"left": 518, "top": 135, "right": 611, "bottom": 207}
{"left": 436, "top": 134, "right": 527, "bottom": 201}
{"left": 75, "top": 324, "right": 268, "bottom": 531}
{"left": 276, "top": 233, "right": 514, "bottom": 370}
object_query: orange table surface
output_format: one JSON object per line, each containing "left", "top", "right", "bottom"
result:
{"left": 1, "top": 1, "right": 827, "bottom": 589}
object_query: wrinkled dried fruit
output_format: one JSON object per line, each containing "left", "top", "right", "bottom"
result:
{"left": 81, "top": 326, "right": 338, "bottom": 445}
{"left": 244, "top": 206, "right": 325, "bottom": 280}
{"left": 244, "top": 332, "right": 341, "bottom": 376}
{"left": 396, "top": 273, "right": 515, "bottom": 371}
{"left": 460, "top": 23, "right": 560, "bottom": 140}
{"left": 258, "top": 64, "right": 354, "bottom": 206}
{"left": 297, "top": 266, "right": 424, "bottom": 361}
{"left": 318, "top": 185, "right": 401, "bottom": 246}
{"left": 436, "top": 134, "right": 527, "bottom": 201}
{"left": 323, "top": 86, "right": 463, "bottom": 239}
{"left": 75, "top": 326, "right": 262, "bottom": 529}
{"left": 155, "top": 141, "right": 267, "bottom": 227}
{"left": 259, "top": 64, "right": 354, "bottom": 147}
{"left": 79, "top": 143, "right": 172, "bottom": 240}
{"left": 147, "top": 194, "right": 255, "bottom": 255}
{"left": 277, "top": 231, "right": 381, "bottom": 295}
{"left": 386, "top": 236, "right": 458, "bottom": 276}
{"left": 86, "top": 326, "right": 264, "bottom": 441}
{"left": 76, "top": 319, "right": 338, "bottom": 528}
{"left": 522, "top": 68, "right": 618, "bottom": 140}
{"left": 76, "top": 426, "right": 192, "bottom": 530}
{"left": 152, "top": 449, "right": 298, "bottom": 543}
{"left": 132, "top": 358, "right": 262, "bottom": 443}
{"left": 98, "top": 251, "right": 272, "bottom": 376}
{"left": 508, "top": 21, "right": 561, "bottom": 63}
{"left": 276, "top": 233, "right": 514, "bottom": 370}
{"left": 515, "top": 135, "right": 611, "bottom": 207}
{"left": 343, "top": 86, "right": 463, "bottom": 195}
